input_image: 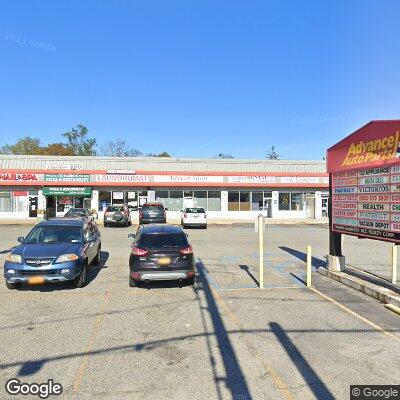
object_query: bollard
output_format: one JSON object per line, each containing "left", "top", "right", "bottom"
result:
{"left": 258, "top": 214, "right": 264, "bottom": 289}
{"left": 392, "top": 245, "right": 398, "bottom": 285}
{"left": 306, "top": 245, "right": 312, "bottom": 287}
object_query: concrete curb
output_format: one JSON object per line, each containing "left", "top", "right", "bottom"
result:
{"left": 317, "top": 267, "right": 400, "bottom": 308}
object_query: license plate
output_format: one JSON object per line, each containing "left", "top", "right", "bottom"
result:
{"left": 158, "top": 257, "right": 171, "bottom": 266}
{"left": 28, "top": 276, "right": 45, "bottom": 285}
{"left": 107, "top": 217, "right": 113, "bottom": 221}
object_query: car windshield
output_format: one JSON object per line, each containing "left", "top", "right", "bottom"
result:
{"left": 139, "top": 233, "right": 188, "bottom": 249}
{"left": 185, "top": 208, "right": 205, "bottom": 213}
{"left": 65, "top": 209, "right": 88, "bottom": 217}
{"left": 24, "top": 225, "right": 83, "bottom": 244}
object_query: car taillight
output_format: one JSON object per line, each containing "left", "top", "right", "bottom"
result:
{"left": 180, "top": 246, "right": 193, "bottom": 255}
{"left": 139, "top": 211, "right": 143, "bottom": 218}
{"left": 132, "top": 247, "right": 149, "bottom": 256}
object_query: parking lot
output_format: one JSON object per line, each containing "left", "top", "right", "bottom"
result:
{"left": 0, "top": 223, "right": 399, "bottom": 400}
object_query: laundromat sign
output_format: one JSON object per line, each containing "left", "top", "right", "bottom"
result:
{"left": 328, "top": 120, "right": 400, "bottom": 243}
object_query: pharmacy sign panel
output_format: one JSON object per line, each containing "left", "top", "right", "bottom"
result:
{"left": 327, "top": 120, "right": 400, "bottom": 243}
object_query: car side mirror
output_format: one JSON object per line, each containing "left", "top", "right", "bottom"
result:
{"left": 165, "top": 208, "right": 168, "bottom": 211}
{"left": 17, "top": 236, "right": 24, "bottom": 243}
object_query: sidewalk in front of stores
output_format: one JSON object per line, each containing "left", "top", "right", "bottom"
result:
{"left": 0, "top": 217, "right": 329, "bottom": 226}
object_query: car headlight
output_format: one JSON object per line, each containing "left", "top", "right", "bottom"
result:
{"left": 55, "top": 254, "right": 79, "bottom": 263}
{"left": 6, "top": 254, "right": 22, "bottom": 263}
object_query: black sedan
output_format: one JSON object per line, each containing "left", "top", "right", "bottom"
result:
{"left": 128, "top": 224, "right": 195, "bottom": 287}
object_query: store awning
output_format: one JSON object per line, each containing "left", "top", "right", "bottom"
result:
{"left": 42, "top": 187, "right": 92, "bottom": 197}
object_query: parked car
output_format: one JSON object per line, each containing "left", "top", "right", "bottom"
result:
{"left": 181, "top": 207, "right": 207, "bottom": 228}
{"left": 139, "top": 202, "right": 166, "bottom": 224}
{"left": 64, "top": 208, "right": 94, "bottom": 221}
{"left": 128, "top": 224, "right": 195, "bottom": 287}
{"left": 3, "top": 219, "right": 101, "bottom": 290}
{"left": 104, "top": 205, "right": 131, "bottom": 227}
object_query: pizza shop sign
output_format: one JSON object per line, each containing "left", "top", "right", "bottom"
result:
{"left": 0, "top": 173, "right": 38, "bottom": 181}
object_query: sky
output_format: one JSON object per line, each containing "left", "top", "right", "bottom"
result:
{"left": 0, "top": 0, "right": 399, "bottom": 160}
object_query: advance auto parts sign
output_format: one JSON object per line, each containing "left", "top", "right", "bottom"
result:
{"left": 332, "top": 165, "right": 400, "bottom": 242}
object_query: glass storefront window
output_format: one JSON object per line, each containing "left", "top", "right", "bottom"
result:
{"left": 0, "top": 190, "right": 12, "bottom": 212}
{"left": 252, "top": 192, "right": 263, "bottom": 211}
{"left": 279, "top": 193, "right": 290, "bottom": 210}
{"left": 169, "top": 190, "right": 183, "bottom": 211}
{"left": 112, "top": 191, "right": 124, "bottom": 205}
{"left": 240, "top": 191, "right": 251, "bottom": 211}
{"left": 291, "top": 193, "right": 304, "bottom": 211}
{"left": 184, "top": 190, "right": 193, "bottom": 198}
{"left": 228, "top": 191, "right": 240, "bottom": 211}
{"left": 207, "top": 191, "right": 221, "bottom": 211}
{"left": 99, "top": 191, "right": 111, "bottom": 211}
{"left": 193, "top": 191, "right": 207, "bottom": 209}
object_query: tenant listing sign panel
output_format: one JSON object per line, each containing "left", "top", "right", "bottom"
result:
{"left": 328, "top": 120, "right": 400, "bottom": 243}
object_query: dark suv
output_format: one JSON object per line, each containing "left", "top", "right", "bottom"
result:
{"left": 139, "top": 202, "right": 166, "bottom": 224}
{"left": 128, "top": 224, "right": 195, "bottom": 287}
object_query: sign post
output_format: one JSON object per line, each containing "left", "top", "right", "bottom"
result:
{"left": 327, "top": 120, "right": 400, "bottom": 272}
{"left": 255, "top": 214, "right": 265, "bottom": 288}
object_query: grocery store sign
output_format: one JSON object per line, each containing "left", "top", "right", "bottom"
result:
{"left": 154, "top": 175, "right": 224, "bottom": 183}
{"left": 96, "top": 174, "right": 149, "bottom": 183}
{"left": 42, "top": 187, "right": 92, "bottom": 196}
{"left": 44, "top": 174, "right": 90, "bottom": 182}
{"left": 0, "top": 173, "right": 38, "bottom": 181}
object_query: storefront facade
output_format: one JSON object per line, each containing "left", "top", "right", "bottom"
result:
{"left": 0, "top": 156, "right": 329, "bottom": 220}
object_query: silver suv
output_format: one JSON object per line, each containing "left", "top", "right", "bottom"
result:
{"left": 104, "top": 205, "right": 131, "bottom": 227}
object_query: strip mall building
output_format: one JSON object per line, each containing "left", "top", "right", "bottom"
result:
{"left": 0, "top": 155, "right": 329, "bottom": 220}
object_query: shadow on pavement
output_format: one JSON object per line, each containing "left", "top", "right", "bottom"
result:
{"left": 239, "top": 264, "right": 259, "bottom": 287}
{"left": 270, "top": 322, "right": 334, "bottom": 399}
{"left": 280, "top": 246, "right": 326, "bottom": 269}
{"left": 195, "top": 259, "right": 252, "bottom": 400}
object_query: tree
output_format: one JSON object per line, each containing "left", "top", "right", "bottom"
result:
{"left": 41, "top": 143, "right": 74, "bottom": 156}
{"left": 62, "top": 124, "right": 96, "bottom": 156}
{"left": 147, "top": 151, "right": 171, "bottom": 157}
{"left": 266, "top": 146, "right": 280, "bottom": 160}
{"left": 215, "top": 153, "right": 234, "bottom": 159}
{"left": 99, "top": 139, "right": 143, "bottom": 157}
{"left": 0, "top": 136, "right": 42, "bottom": 155}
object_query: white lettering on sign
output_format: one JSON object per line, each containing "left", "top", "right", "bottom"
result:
{"left": 106, "top": 169, "right": 137, "bottom": 174}
{"left": 358, "top": 194, "right": 390, "bottom": 202}
{"left": 334, "top": 202, "right": 357, "bottom": 210}
{"left": 358, "top": 176, "right": 389, "bottom": 185}
{"left": 227, "top": 176, "right": 277, "bottom": 184}
{"left": 45, "top": 161, "right": 84, "bottom": 170}
{"left": 391, "top": 213, "right": 400, "bottom": 222}
{"left": 332, "top": 178, "right": 358, "bottom": 186}
{"left": 333, "top": 209, "right": 357, "bottom": 218}
{"left": 96, "top": 174, "right": 150, "bottom": 183}
{"left": 154, "top": 175, "right": 224, "bottom": 183}
{"left": 280, "top": 177, "right": 320, "bottom": 184}
{"left": 334, "top": 187, "right": 357, "bottom": 194}
{"left": 333, "top": 217, "right": 358, "bottom": 226}
{"left": 332, "top": 194, "right": 358, "bottom": 202}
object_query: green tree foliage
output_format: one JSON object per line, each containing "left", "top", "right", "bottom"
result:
{"left": 62, "top": 124, "right": 96, "bottom": 156}
{"left": 147, "top": 151, "right": 171, "bottom": 157}
{"left": 0, "top": 136, "right": 42, "bottom": 155}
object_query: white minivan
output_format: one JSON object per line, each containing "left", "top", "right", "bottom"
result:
{"left": 181, "top": 207, "right": 207, "bottom": 229}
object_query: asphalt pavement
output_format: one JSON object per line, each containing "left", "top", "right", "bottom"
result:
{"left": 0, "top": 224, "right": 399, "bottom": 400}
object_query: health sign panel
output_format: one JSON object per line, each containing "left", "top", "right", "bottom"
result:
{"left": 332, "top": 165, "right": 400, "bottom": 242}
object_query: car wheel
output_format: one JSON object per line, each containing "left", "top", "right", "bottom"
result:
{"left": 129, "top": 277, "right": 138, "bottom": 287}
{"left": 93, "top": 245, "right": 101, "bottom": 265}
{"left": 73, "top": 263, "right": 87, "bottom": 288}
{"left": 5, "top": 280, "right": 19, "bottom": 290}
{"left": 204, "top": 224, "right": 207, "bottom": 229}
{"left": 187, "top": 276, "right": 195, "bottom": 286}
